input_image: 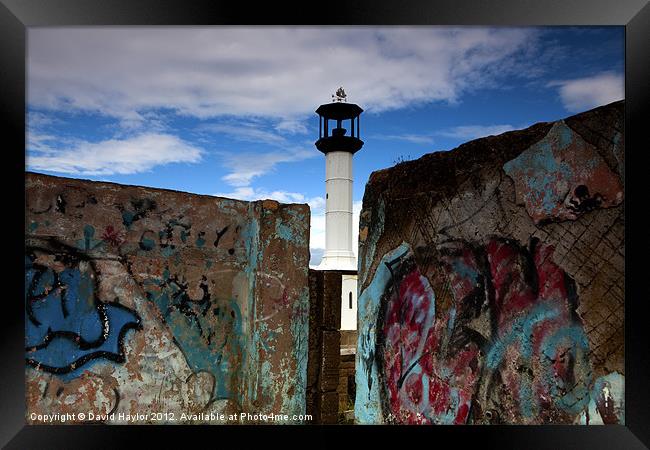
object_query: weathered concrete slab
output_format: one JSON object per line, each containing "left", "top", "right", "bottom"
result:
{"left": 25, "top": 173, "right": 310, "bottom": 424}
{"left": 355, "top": 101, "right": 624, "bottom": 425}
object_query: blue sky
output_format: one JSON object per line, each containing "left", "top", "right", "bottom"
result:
{"left": 26, "top": 26, "right": 624, "bottom": 266}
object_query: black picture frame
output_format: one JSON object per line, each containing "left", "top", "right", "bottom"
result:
{"left": 1, "top": 1, "right": 648, "bottom": 448}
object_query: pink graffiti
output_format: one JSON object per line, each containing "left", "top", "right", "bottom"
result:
{"left": 381, "top": 259, "right": 479, "bottom": 424}
{"left": 379, "top": 238, "right": 592, "bottom": 424}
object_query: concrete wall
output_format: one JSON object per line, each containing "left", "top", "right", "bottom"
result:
{"left": 25, "top": 173, "right": 310, "bottom": 424}
{"left": 355, "top": 101, "right": 624, "bottom": 425}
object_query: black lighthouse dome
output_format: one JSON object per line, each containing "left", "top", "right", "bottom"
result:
{"left": 315, "top": 98, "right": 364, "bottom": 155}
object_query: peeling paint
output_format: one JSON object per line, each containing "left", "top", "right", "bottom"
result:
{"left": 503, "top": 121, "right": 623, "bottom": 224}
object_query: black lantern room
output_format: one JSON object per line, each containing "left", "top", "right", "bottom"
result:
{"left": 315, "top": 101, "right": 364, "bottom": 154}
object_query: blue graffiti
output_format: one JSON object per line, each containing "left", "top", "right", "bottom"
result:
{"left": 145, "top": 271, "right": 245, "bottom": 400}
{"left": 25, "top": 254, "right": 141, "bottom": 374}
{"left": 503, "top": 134, "right": 573, "bottom": 216}
{"left": 75, "top": 225, "right": 104, "bottom": 251}
{"left": 539, "top": 325, "right": 591, "bottom": 415}
{"left": 485, "top": 301, "right": 592, "bottom": 418}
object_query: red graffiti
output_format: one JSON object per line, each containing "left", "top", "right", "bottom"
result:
{"left": 380, "top": 254, "right": 479, "bottom": 424}
{"left": 101, "top": 225, "right": 123, "bottom": 247}
{"left": 485, "top": 239, "right": 588, "bottom": 423}
{"left": 378, "top": 238, "right": 592, "bottom": 424}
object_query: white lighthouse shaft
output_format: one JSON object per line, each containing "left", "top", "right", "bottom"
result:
{"left": 319, "top": 150, "right": 356, "bottom": 271}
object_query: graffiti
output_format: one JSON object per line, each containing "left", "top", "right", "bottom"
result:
{"left": 101, "top": 225, "right": 123, "bottom": 247}
{"left": 158, "top": 217, "right": 191, "bottom": 251}
{"left": 26, "top": 173, "right": 310, "bottom": 424}
{"left": 360, "top": 238, "right": 618, "bottom": 424}
{"left": 128, "top": 211, "right": 248, "bottom": 401}
{"left": 579, "top": 372, "right": 625, "bottom": 425}
{"left": 136, "top": 217, "right": 232, "bottom": 254}
{"left": 25, "top": 242, "right": 141, "bottom": 374}
{"left": 376, "top": 247, "right": 476, "bottom": 424}
{"left": 356, "top": 103, "right": 624, "bottom": 425}
{"left": 120, "top": 197, "right": 157, "bottom": 229}
{"left": 139, "top": 230, "right": 157, "bottom": 251}
{"left": 478, "top": 239, "right": 594, "bottom": 423}
{"left": 374, "top": 244, "right": 481, "bottom": 424}
{"left": 143, "top": 267, "right": 246, "bottom": 399}
{"left": 76, "top": 225, "right": 104, "bottom": 251}
{"left": 55, "top": 194, "right": 66, "bottom": 214}
{"left": 503, "top": 121, "right": 623, "bottom": 224}
{"left": 195, "top": 231, "right": 206, "bottom": 248}
{"left": 214, "top": 225, "right": 229, "bottom": 248}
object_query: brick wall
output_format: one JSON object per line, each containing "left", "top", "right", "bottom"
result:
{"left": 306, "top": 270, "right": 342, "bottom": 424}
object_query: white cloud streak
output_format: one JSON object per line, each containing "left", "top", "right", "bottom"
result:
{"left": 216, "top": 147, "right": 315, "bottom": 187}
{"left": 437, "top": 124, "right": 516, "bottom": 140}
{"left": 371, "top": 133, "right": 436, "bottom": 145}
{"left": 200, "top": 123, "right": 287, "bottom": 146}
{"left": 214, "top": 186, "right": 324, "bottom": 209}
{"left": 26, "top": 133, "right": 203, "bottom": 175}
{"left": 28, "top": 111, "right": 58, "bottom": 128}
{"left": 195, "top": 120, "right": 316, "bottom": 187}
{"left": 274, "top": 119, "right": 308, "bottom": 135}
{"left": 548, "top": 72, "right": 624, "bottom": 113}
{"left": 28, "top": 27, "right": 539, "bottom": 122}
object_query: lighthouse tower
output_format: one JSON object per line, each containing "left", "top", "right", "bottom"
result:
{"left": 315, "top": 89, "right": 363, "bottom": 272}
{"left": 315, "top": 89, "right": 363, "bottom": 333}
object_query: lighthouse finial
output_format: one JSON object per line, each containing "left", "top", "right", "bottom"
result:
{"left": 332, "top": 87, "right": 347, "bottom": 103}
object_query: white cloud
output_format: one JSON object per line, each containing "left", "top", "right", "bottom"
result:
{"left": 27, "top": 133, "right": 62, "bottom": 153}
{"left": 200, "top": 123, "right": 287, "bottom": 146}
{"left": 28, "top": 27, "right": 539, "bottom": 122}
{"left": 549, "top": 72, "right": 624, "bottom": 113}
{"left": 371, "top": 133, "right": 435, "bottom": 145}
{"left": 214, "top": 186, "right": 324, "bottom": 209}
{"left": 196, "top": 121, "right": 313, "bottom": 186}
{"left": 438, "top": 124, "right": 516, "bottom": 140}
{"left": 274, "top": 119, "right": 308, "bottom": 135}
{"left": 115, "top": 110, "right": 171, "bottom": 133}
{"left": 309, "top": 211, "right": 326, "bottom": 255}
{"left": 26, "top": 133, "right": 203, "bottom": 175}
{"left": 217, "top": 147, "right": 315, "bottom": 187}
{"left": 28, "top": 111, "right": 58, "bottom": 128}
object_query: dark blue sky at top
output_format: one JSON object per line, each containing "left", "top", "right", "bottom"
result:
{"left": 26, "top": 26, "right": 624, "bottom": 255}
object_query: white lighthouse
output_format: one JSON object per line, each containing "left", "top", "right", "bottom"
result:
{"left": 315, "top": 89, "right": 363, "bottom": 331}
